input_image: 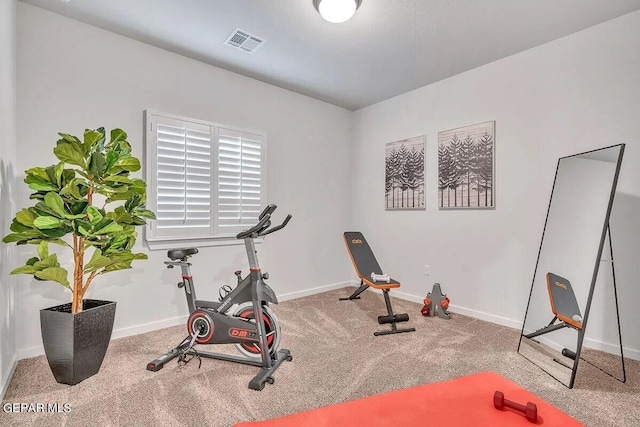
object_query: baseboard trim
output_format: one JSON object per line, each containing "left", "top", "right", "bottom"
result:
{"left": 1, "top": 356, "right": 18, "bottom": 401}
{"left": 110, "top": 315, "right": 188, "bottom": 341}
{"left": 583, "top": 336, "right": 640, "bottom": 361}
{"left": 446, "top": 304, "right": 523, "bottom": 330}
{"left": 389, "top": 289, "right": 524, "bottom": 330}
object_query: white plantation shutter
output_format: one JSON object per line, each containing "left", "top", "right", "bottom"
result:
{"left": 151, "top": 115, "right": 213, "bottom": 238}
{"left": 145, "top": 111, "right": 266, "bottom": 245}
{"left": 217, "top": 128, "right": 264, "bottom": 234}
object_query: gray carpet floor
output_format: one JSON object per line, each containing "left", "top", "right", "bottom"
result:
{"left": 1, "top": 288, "right": 638, "bottom": 426}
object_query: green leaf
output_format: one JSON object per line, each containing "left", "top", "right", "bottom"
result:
{"left": 53, "top": 163, "right": 65, "bottom": 186}
{"left": 61, "top": 169, "right": 76, "bottom": 184}
{"left": 34, "top": 267, "right": 70, "bottom": 288}
{"left": 129, "top": 179, "right": 147, "bottom": 194}
{"left": 111, "top": 157, "right": 141, "bottom": 174}
{"left": 33, "top": 216, "right": 64, "bottom": 230}
{"left": 25, "top": 167, "right": 49, "bottom": 181}
{"left": 134, "top": 208, "right": 156, "bottom": 220}
{"left": 105, "top": 234, "right": 129, "bottom": 252}
{"left": 102, "top": 261, "right": 133, "bottom": 272}
{"left": 2, "top": 230, "right": 43, "bottom": 244}
{"left": 89, "top": 152, "right": 107, "bottom": 178}
{"left": 84, "top": 249, "right": 112, "bottom": 273}
{"left": 73, "top": 218, "right": 91, "bottom": 234}
{"left": 101, "top": 251, "right": 146, "bottom": 273}
{"left": 58, "top": 133, "right": 82, "bottom": 145}
{"left": 104, "top": 150, "right": 119, "bottom": 172}
{"left": 44, "top": 192, "right": 66, "bottom": 217}
{"left": 10, "top": 265, "right": 38, "bottom": 275}
{"left": 70, "top": 200, "right": 89, "bottom": 215}
{"left": 10, "top": 219, "right": 32, "bottom": 233}
{"left": 16, "top": 208, "right": 36, "bottom": 227}
{"left": 33, "top": 254, "right": 59, "bottom": 270}
{"left": 106, "top": 190, "right": 134, "bottom": 203}
{"left": 34, "top": 201, "right": 62, "bottom": 218}
{"left": 87, "top": 206, "right": 103, "bottom": 226}
{"left": 94, "top": 221, "right": 123, "bottom": 235}
{"left": 110, "top": 128, "right": 127, "bottom": 143}
{"left": 25, "top": 175, "right": 58, "bottom": 192}
{"left": 37, "top": 241, "right": 49, "bottom": 259}
{"left": 107, "top": 207, "right": 134, "bottom": 224}
{"left": 103, "top": 175, "right": 133, "bottom": 184}
{"left": 59, "top": 179, "right": 83, "bottom": 199}
{"left": 53, "top": 142, "right": 85, "bottom": 168}
{"left": 124, "top": 194, "right": 142, "bottom": 212}
{"left": 26, "top": 257, "right": 40, "bottom": 266}
{"left": 84, "top": 128, "right": 105, "bottom": 150}
{"left": 40, "top": 227, "right": 72, "bottom": 238}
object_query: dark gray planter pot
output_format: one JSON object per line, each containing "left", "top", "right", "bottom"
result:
{"left": 40, "top": 299, "right": 116, "bottom": 385}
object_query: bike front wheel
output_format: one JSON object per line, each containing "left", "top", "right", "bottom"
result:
{"left": 231, "top": 302, "right": 282, "bottom": 358}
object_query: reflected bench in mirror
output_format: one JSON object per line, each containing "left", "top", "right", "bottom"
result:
{"left": 518, "top": 144, "right": 626, "bottom": 388}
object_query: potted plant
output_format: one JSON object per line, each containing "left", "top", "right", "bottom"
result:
{"left": 2, "top": 127, "right": 155, "bottom": 385}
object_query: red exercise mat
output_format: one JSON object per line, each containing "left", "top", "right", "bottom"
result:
{"left": 233, "top": 371, "right": 584, "bottom": 427}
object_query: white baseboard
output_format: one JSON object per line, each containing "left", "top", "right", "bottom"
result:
{"left": 110, "top": 314, "right": 188, "bottom": 341}
{"left": 583, "top": 336, "right": 640, "bottom": 361}
{"left": 389, "top": 289, "right": 524, "bottom": 330}
{"left": 446, "top": 304, "right": 524, "bottom": 330}
{"left": 1, "top": 356, "right": 18, "bottom": 401}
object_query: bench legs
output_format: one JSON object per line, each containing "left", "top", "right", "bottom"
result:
{"left": 374, "top": 290, "right": 415, "bottom": 336}
{"left": 340, "top": 282, "right": 415, "bottom": 336}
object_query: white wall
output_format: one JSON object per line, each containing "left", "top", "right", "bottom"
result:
{"left": 0, "top": 0, "right": 18, "bottom": 399}
{"left": 352, "top": 10, "right": 640, "bottom": 358}
{"left": 15, "top": 3, "right": 353, "bottom": 357}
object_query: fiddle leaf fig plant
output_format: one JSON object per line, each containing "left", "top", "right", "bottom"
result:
{"left": 2, "top": 128, "right": 156, "bottom": 314}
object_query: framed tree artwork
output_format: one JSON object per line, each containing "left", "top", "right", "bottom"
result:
{"left": 385, "top": 135, "right": 425, "bottom": 210}
{"left": 438, "top": 121, "right": 495, "bottom": 209}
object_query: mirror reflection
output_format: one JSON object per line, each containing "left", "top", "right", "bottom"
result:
{"left": 518, "top": 144, "right": 624, "bottom": 388}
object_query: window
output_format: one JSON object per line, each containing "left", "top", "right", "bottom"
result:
{"left": 144, "top": 111, "right": 266, "bottom": 248}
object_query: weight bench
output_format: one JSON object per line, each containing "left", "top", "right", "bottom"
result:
{"left": 524, "top": 273, "right": 583, "bottom": 349}
{"left": 341, "top": 232, "right": 415, "bottom": 336}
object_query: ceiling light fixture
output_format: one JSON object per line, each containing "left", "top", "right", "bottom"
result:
{"left": 313, "top": 0, "right": 362, "bottom": 24}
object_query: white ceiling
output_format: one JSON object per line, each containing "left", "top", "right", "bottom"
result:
{"left": 19, "top": 0, "right": 640, "bottom": 110}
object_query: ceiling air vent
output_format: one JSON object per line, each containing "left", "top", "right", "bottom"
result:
{"left": 224, "top": 28, "right": 264, "bottom": 53}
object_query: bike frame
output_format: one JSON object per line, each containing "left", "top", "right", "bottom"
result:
{"left": 166, "top": 237, "right": 278, "bottom": 315}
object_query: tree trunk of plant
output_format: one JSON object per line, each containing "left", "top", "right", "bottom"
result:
{"left": 72, "top": 236, "right": 84, "bottom": 314}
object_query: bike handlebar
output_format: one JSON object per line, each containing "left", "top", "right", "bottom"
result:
{"left": 260, "top": 214, "right": 291, "bottom": 237}
{"left": 259, "top": 204, "right": 277, "bottom": 220}
{"left": 235, "top": 204, "right": 292, "bottom": 240}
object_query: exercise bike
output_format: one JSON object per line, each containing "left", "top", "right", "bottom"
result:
{"left": 146, "top": 204, "right": 293, "bottom": 391}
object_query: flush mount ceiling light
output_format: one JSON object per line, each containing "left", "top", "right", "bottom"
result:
{"left": 313, "top": 0, "right": 363, "bottom": 24}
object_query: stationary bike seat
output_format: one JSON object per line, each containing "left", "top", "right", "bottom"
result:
{"left": 167, "top": 248, "right": 199, "bottom": 260}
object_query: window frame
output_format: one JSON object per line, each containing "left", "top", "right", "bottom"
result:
{"left": 143, "top": 110, "right": 267, "bottom": 250}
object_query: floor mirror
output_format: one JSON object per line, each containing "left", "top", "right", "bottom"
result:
{"left": 518, "top": 144, "right": 626, "bottom": 388}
